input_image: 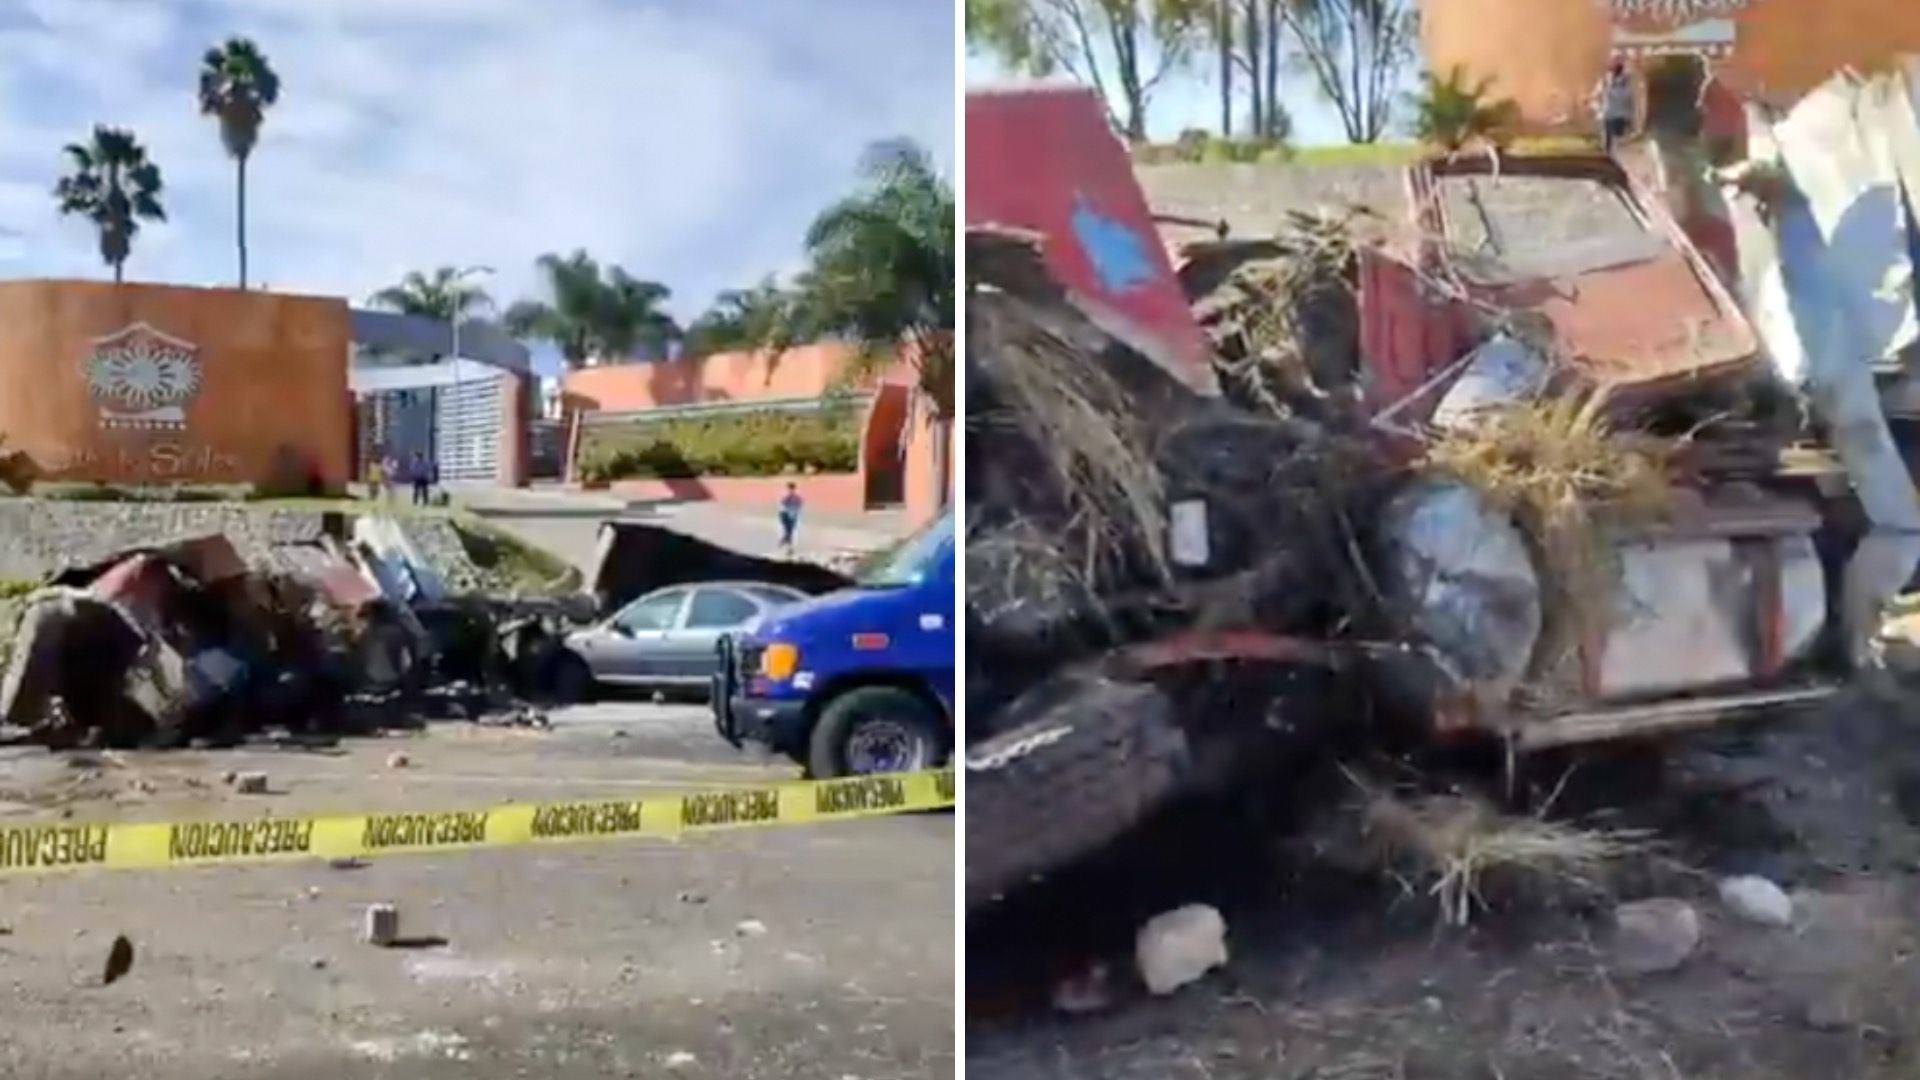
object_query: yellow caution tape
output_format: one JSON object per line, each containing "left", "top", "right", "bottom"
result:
{"left": 0, "top": 768, "right": 954, "bottom": 875}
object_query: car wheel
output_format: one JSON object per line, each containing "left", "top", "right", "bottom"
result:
{"left": 807, "top": 686, "right": 947, "bottom": 779}
{"left": 550, "top": 653, "right": 595, "bottom": 705}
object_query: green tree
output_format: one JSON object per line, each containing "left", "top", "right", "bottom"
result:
{"left": 53, "top": 126, "right": 166, "bottom": 284}
{"left": 1274, "top": 0, "right": 1418, "bottom": 143}
{"left": 788, "top": 139, "right": 954, "bottom": 419}
{"left": 682, "top": 277, "right": 796, "bottom": 357}
{"left": 504, "top": 251, "right": 679, "bottom": 367}
{"left": 967, "top": 0, "right": 1208, "bottom": 141}
{"left": 368, "top": 266, "right": 495, "bottom": 321}
{"left": 197, "top": 37, "right": 280, "bottom": 290}
{"left": 1409, "top": 65, "right": 1520, "bottom": 151}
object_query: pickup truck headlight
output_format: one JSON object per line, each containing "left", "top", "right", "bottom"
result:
{"left": 761, "top": 642, "right": 800, "bottom": 680}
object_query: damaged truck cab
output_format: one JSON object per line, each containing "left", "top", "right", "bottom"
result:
{"left": 713, "top": 510, "right": 955, "bottom": 779}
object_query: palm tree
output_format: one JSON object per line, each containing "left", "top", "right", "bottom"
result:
{"left": 53, "top": 126, "right": 166, "bottom": 284}
{"left": 197, "top": 37, "right": 280, "bottom": 290}
{"left": 503, "top": 251, "right": 679, "bottom": 367}
{"left": 1409, "top": 66, "right": 1521, "bottom": 152}
{"left": 369, "top": 267, "right": 495, "bottom": 321}
{"left": 790, "top": 138, "right": 954, "bottom": 419}
{"left": 595, "top": 267, "right": 681, "bottom": 361}
{"left": 683, "top": 277, "right": 795, "bottom": 357}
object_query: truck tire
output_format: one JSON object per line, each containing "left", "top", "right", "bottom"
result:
{"left": 808, "top": 686, "right": 947, "bottom": 779}
{"left": 966, "top": 676, "right": 1189, "bottom": 909}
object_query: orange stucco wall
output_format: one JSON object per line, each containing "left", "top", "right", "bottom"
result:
{"left": 0, "top": 279, "right": 352, "bottom": 490}
{"left": 562, "top": 342, "right": 950, "bottom": 525}
{"left": 560, "top": 342, "right": 913, "bottom": 415}
{"left": 1421, "top": 0, "right": 1920, "bottom": 129}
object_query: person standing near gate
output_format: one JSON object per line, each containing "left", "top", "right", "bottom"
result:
{"left": 778, "top": 483, "right": 803, "bottom": 555}
{"left": 409, "top": 450, "right": 435, "bottom": 507}
{"left": 1595, "top": 60, "right": 1636, "bottom": 155}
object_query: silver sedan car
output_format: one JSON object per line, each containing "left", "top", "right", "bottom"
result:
{"left": 552, "top": 580, "right": 808, "bottom": 701}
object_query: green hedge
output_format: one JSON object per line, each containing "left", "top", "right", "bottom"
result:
{"left": 577, "top": 405, "right": 861, "bottom": 484}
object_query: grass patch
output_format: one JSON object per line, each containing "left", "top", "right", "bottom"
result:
{"left": 1350, "top": 771, "right": 1654, "bottom": 927}
{"left": 449, "top": 516, "right": 580, "bottom": 596}
{"left": 0, "top": 578, "right": 37, "bottom": 600}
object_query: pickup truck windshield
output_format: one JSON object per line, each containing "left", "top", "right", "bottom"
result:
{"left": 859, "top": 511, "right": 953, "bottom": 588}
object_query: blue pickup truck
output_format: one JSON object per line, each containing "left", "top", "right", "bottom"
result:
{"left": 713, "top": 510, "right": 954, "bottom": 778}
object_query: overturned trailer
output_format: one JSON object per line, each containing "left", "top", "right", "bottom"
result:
{"left": 964, "top": 81, "right": 1920, "bottom": 908}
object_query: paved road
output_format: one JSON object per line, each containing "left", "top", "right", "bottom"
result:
{"left": 0, "top": 703, "right": 953, "bottom": 1079}
{"left": 458, "top": 488, "right": 911, "bottom": 580}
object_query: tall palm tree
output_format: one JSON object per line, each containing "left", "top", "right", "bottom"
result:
{"left": 503, "top": 251, "right": 679, "bottom": 367}
{"left": 197, "top": 37, "right": 280, "bottom": 289}
{"left": 790, "top": 138, "right": 954, "bottom": 419}
{"left": 53, "top": 126, "right": 166, "bottom": 284}
{"left": 369, "top": 267, "right": 495, "bottom": 321}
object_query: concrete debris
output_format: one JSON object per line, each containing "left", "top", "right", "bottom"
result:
{"left": 1608, "top": 898, "right": 1701, "bottom": 976}
{"left": 385, "top": 752, "right": 410, "bottom": 769}
{"left": 0, "top": 518, "right": 596, "bottom": 751}
{"left": 102, "top": 934, "right": 134, "bottom": 986}
{"left": 734, "top": 919, "right": 768, "bottom": 938}
{"left": 1719, "top": 875, "right": 1794, "bottom": 927}
{"left": 1134, "top": 904, "right": 1228, "bottom": 995}
{"left": 233, "top": 772, "right": 268, "bottom": 795}
{"left": 662, "top": 1051, "right": 698, "bottom": 1069}
{"left": 363, "top": 904, "right": 400, "bottom": 947}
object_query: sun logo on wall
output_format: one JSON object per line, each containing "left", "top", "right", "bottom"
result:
{"left": 84, "top": 322, "right": 203, "bottom": 431}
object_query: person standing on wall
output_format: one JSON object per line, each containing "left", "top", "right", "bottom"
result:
{"left": 1595, "top": 59, "right": 1636, "bottom": 155}
{"left": 779, "top": 482, "right": 804, "bottom": 555}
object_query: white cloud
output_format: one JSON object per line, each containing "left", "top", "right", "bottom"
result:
{"left": 0, "top": 0, "right": 955, "bottom": 321}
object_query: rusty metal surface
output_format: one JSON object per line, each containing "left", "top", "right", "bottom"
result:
{"left": 1363, "top": 151, "right": 1758, "bottom": 426}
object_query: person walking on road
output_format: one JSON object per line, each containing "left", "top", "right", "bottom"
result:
{"left": 366, "top": 452, "right": 386, "bottom": 503}
{"left": 1596, "top": 60, "right": 1636, "bottom": 155}
{"left": 778, "top": 483, "right": 804, "bottom": 555}
{"left": 409, "top": 450, "right": 436, "bottom": 507}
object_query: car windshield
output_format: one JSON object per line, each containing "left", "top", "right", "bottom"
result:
{"left": 858, "top": 511, "right": 952, "bottom": 588}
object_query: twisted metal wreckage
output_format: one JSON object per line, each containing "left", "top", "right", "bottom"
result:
{"left": 963, "top": 61, "right": 1920, "bottom": 907}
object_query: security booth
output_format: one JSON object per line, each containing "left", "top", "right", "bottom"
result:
{"left": 348, "top": 309, "right": 533, "bottom": 487}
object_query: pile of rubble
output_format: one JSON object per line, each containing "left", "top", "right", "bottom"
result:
{"left": 964, "top": 62, "right": 1920, "bottom": 909}
{"left": 0, "top": 516, "right": 583, "bottom": 750}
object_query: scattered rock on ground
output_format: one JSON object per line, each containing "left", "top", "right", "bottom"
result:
{"left": 102, "top": 934, "right": 134, "bottom": 985}
{"left": 1609, "top": 898, "right": 1701, "bottom": 976}
{"left": 386, "top": 752, "right": 410, "bottom": 769}
{"left": 663, "top": 1050, "right": 697, "bottom": 1068}
{"left": 1135, "top": 903, "right": 1228, "bottom": 995}
{"left": 233, "top": 772, "right": 267, "bottom": 795}
{"left": 735, "top": 919, "right": 768, "bottom": 938}
{"left": 363, "top": 903, "right": 400, "bottom": 946}
{"left": 1719, "top": 875, "right": 1793, "bottom": 927}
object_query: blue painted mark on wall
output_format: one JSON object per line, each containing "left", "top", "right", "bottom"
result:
{"left": 1071, "top": 195, "right": 1154, "bottom": 294}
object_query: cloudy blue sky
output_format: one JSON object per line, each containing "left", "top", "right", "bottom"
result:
{"left": 0, "top": 0, "right": 955, "bottom": 373}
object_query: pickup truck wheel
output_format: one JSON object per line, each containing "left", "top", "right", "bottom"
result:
{"left": 808, "top": 687, "right": 945, "bottom": 779}
{"left": 550, "top": 653, "right": 595, "bottom": 705}
{"left": 966, "top": 676, "right": 1189, "bottom": 910}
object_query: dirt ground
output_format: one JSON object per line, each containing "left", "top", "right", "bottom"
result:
{"left": 967, "top": 687, "right": 1920, "bottom": 1080}
{"left": 0, "top": 702, "right": 954, "bottom": 1080}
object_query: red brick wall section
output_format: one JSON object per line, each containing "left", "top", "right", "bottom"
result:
{"left": 498, "top": 371, "right": 529, "bottom": 488}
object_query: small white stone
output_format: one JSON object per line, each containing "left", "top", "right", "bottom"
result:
{"left": 386, "top": 752, "right": 410, "bottom": 769}
{"left": 1135, "top": 903, "right": 1228, "bottom": 995}
{"left": 663, "top": 1050, "right": 697, "bottom": 1068}
{"left": 735, "top": 919, "right": 768, "bottom": 937}
{"left": 234, "top": 772, "right": 268, "bottom": 794}
{"left": 1718, "top": 875, "right": 1793, "bottom": 928}
{"left": 363, "top": 903, "right": 399, "bottom": 946}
